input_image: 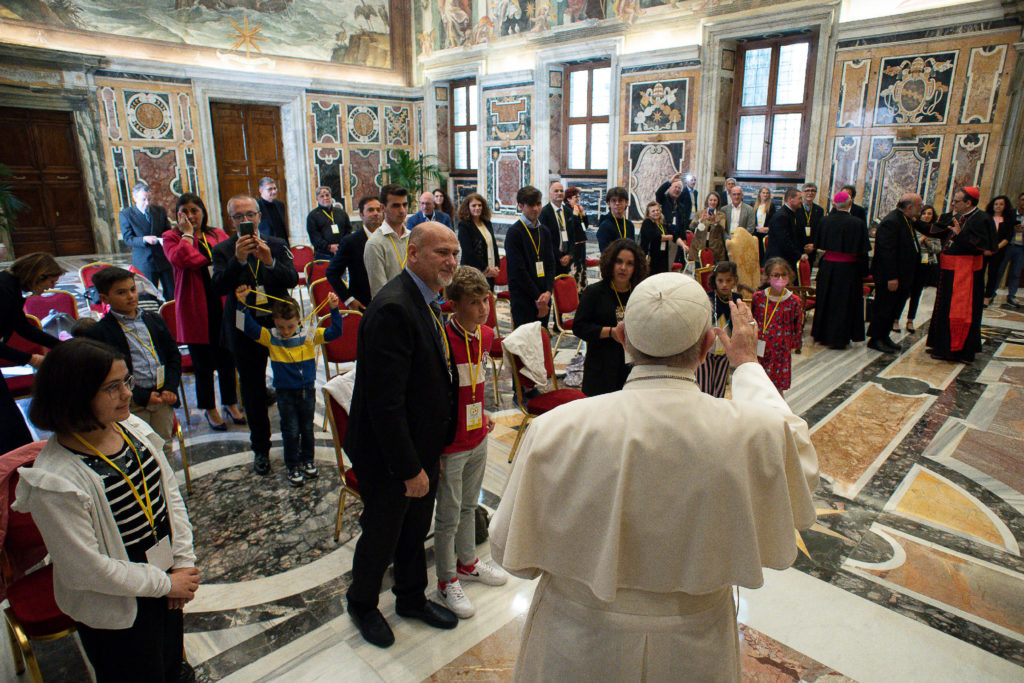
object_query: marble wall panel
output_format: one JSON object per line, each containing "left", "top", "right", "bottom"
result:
{"left": 560, "top": 177, "right": 607, "bottom": 225}
{"left": 414, "top": 103, "right": 424, "bottom": 150}
{"left": 384, "top": 105, "right": 411, "bottom": 146}
{"left": 436, "top": 103, "right": 451, "bottom": 170}
{"left": 944, "top": 133, "right": 989, "bottom": 212}
{"left": 132, "top": 147, "right": 181, "bottom": 212}
{"left": 311, "top": 101, "right": 341, "bottom": 143}
{"left": 874, "top": 52, "right": 958, "bottom": 126}
{"left": 486, "top": 92, "right": 531, "bottom": 142}
{"left": 960, "top": 45, "right": 1007, "bottom": 124}
{"left": 346, "top": 104, "right": 381, "bottom": 145}
{"left": 828, "top": 136, "right": 861, "bottom": 200}
{"left": 836, "top": 59, "right": 871, "bottom": 128}
{"left": 124, "top": 90, "right": 174, "bottom": 141}
{"left": 488, "top": 146, "right": 531, "bottom": 216}
{"left": 452, "top": 179, "right": 477, "bottom": 208}
{"left": 313, "top": 148, "right": 345, "bottom": 204}
{"left": 549, "top": 90, "right": 562, "bottom": 174}
{"left": 349, "top": 148, "right": 383, "bottom": 203}
{"left": 863, "top": 136, "right": 942, "bottom": 224}
{"left": 627, "top": 79, "right": 688, "bottom": 134}
{"left": 627, "top": 141, "right": 684, "bottom": 221}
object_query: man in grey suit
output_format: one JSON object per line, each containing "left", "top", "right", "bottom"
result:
{"left": 724, "top": 186, "right": 756, "bottom": 237}
{"left": 119, "top": 182, "right": 173, "bottom": 299}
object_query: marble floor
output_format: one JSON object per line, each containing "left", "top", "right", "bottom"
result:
{"left": 3, "top": 251, "right": 1024, "bottom": 682}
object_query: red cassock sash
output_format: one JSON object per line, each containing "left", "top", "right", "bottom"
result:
{"left": 940, "top": 253, "right": 984, "bottom": 352}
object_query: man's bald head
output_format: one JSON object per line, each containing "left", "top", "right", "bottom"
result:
{"left": 418, "top": 192, "right": 436, "bottom": 216}
{"left": 549, "top": 181, "right": 564, "bottom": 205}
{"left": 408, "top": 222, "right": 460, "bottom": 292}
{"left": 897, "top": 193, "right": 923, "bottom": 219}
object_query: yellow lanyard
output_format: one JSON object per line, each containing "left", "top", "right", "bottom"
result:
{"left": 657, "top": 221, "right": 666, "bottom": 236}
{"left": 389, "top": 234, "right": 408, "bottom": 268}
{"left": 613, "top": 216, "right": 626, "bottom": 239}
{"left": 904, "top": 215, "right": 920, "bottom": 253}
{"left": 321, "top": 208, "right": 335, "bottom": 223}
{"left": 612, "top": 285, "right": 629, "bottom": 312}
{"left": 804, "top": 208, "right": 811, "bottom": 225}
{"left": 556, "top": 207, "right": 565, "bottom": 230}
{"left": 116, "top": 316, "right": 158, "bottom": 360}
{"left": 520, "top": 220, "right": 542, "bottom": 258}
{"left": 428, "top": 306, "right": 450, "bottom": 365}
{"left": 248, "top": 258, "right": 261, "bottom": 282}
{"left": 73, "top": 425, "right": 157, "bottom": 536}
{"left": 452, "top": 320, "right": 482, "bottom": 401}
{"left": 197, "top": 233, "right": 213, "bottom": 261}
{"left": 762, "top": 296, "right": 783, "bottom": 335}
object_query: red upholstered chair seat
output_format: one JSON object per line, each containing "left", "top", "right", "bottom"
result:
{"left": 671, "top": 263, "right": 683, "bottom": 272}
{"left": 344, "top": 468, "right": 359, "bottom": 492}
{"left": 526, "top": 388, "right": 587, "bottom": 414}
{"left": 5, "top": 565, "right": 74, "bottom": 638}
{"left": 804, "top": 297, "right": 816, "bottom": 307}
{"left": 490, "top": 337, "right": 504, "bottom": 357}
{"left": 561, "top": 318, "right": 573, "bottom": 330}
{"left": 495, "top": 290, "right": 510, "bottom": 300}
{"left": 585, "top": 257, "right": 599, "bottom": 267}
{"left": 180, "top": 353, "right": 193, "bottom": 372}
{"left": 5, "top": 374, "right": 34, "bottom": 398}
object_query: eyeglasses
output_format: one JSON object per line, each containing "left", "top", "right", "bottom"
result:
{"left": 230, "top": 211, "right": 261, "bottom": 221}
{"left": 101, "top": 374, "right": 135, "bottom": 398}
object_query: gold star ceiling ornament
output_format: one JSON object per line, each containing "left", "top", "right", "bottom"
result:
{"left": 228, "top": 15, "right": 267, "bottom": 58}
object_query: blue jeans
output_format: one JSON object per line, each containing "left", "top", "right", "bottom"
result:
{"left": 998, "top": 244, "right": 1024, "bottom": 300}
{"left": 276, "top": 386, "right": 315, "bottom": 470}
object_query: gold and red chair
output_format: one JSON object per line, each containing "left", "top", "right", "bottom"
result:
{"left": 304, "top": 260, "right": 331, "bottom": 290}
{"left": 696, "top": 265, "right": 714, "bottom": 291}
{"left": 551, "top": 274, "right": 584, "bottom": 355}
{"left": 502, "top": 327, "right": 587, "bottom": 464}
{"left": 319, "top": 309, "right": 361, "bottom": 381}
{"left": 323, "top": 387, "right": 361, "bottom": 542}
{"left": 0, "top": 315, "right": 44, "bottom": 401}
{"left": 308, "top": 277, "right": 335, "bottom": 320}
{"left": 79, "top": 261, "right": 114, "bottom": 315}
{"left": 23, "top": 290, "right": 78, "bottom": 322}
{"left": 290, "top": 245, "right": 315, "bottom": 315}
{"left": 485, "top": 292, "right": 505, "bottom": 404}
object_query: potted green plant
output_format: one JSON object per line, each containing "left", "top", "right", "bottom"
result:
{"left": 0, "top": 163, "right": 27, "bottom": 261}
{"left": 383, "top": 149, "right": 447, "bottom": 196}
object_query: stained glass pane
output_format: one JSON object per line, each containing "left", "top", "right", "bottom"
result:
{"left": 769, "top": 113, "right": 802, "bottom": 172}
{"left": 453, "top": 87, "right": 467, "bottom": 127}
{"left": 741, "top": 48, "right": 771, "bottom": 107}
{"left": 468, "top": 84, "right": 479, "bottom": 126}
{"left": 454, "top": 132, "right": 467, "bottom": 170}
{"left": 775, "top": 43, "right": 809, "bottom": 105}
{"left": 569, "top": 70, "right": 589, "bottom": 118}
{"left": 736, "top": 115, "right": 765, "bottom": 171}
{"left": 568, "top": 124, "right": 587, "bottom": 169}
{"left": 592, "top": 67, "right": 611, "bottom": 117}
{"left": 590, "top": 123, "right": 609, "bottom": 170}
{"left": 469, "top": 130, "right": 479, "bottom": 170}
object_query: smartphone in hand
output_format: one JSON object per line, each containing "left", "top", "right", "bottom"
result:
{"left": 239, "top": 221, "right": 255, "bottom": 237}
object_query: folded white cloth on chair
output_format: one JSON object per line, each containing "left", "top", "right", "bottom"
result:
{"left": 502, "top": 321, "right": 548, "bottom": 387}
{"left": 324, "top": 370, "right": 356, "bottom": 412}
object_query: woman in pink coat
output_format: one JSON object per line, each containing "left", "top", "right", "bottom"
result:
{"left": 162, "top": 193, "right": 244, "bottom": 430}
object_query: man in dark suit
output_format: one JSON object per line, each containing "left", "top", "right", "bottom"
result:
{"left": 212, "top": 194, "right": 298, "bottom": 475}
{"left": 797, "top": 183, "right": 825, "bottom": 260}
{"left": 841, "top": 184, "right": 868, "bottom": 223}
{"left": 345, "top": 222, "right": 460, "bottom": 648}
{"left": 679, "top": 174, "right": 699, "bottom": 229}
{"left": 868, "top": 193, "right": 924, "bottom": 353}
{"left": 326, "top": 195, "right": 382, "bottom": 311}
{"left": 655, "top": 173, "right": 687, "bottom": 239}
{"left": 119, "top": 183, "right": 174, "bottom": 299}
{"left": 406, "top": 191, "right": 453, "bottom": 229}
{"left": 539, "top": 181, "right": 584, "bottom": 276}
{"left": 257, "top": 176, "right": 290, "bottom": 245}
{"left": 306, "top": 186, "right": 352, "bottom": 260}
{"left": 766, "top": 188, "right": 806, "bottom": 271}
{"left": 505, "top": 186, "right": 554, "bottom": 328}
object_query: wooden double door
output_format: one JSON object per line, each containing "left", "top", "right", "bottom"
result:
{"left": 209, "top": 102, "right": 286, "bottom": 231}
{"left": 0, "top": 107, "right": 94, "bottom": 256}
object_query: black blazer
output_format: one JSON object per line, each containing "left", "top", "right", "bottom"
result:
{"left": 797, "top": 203, "right": 826, "bottom": 250}
{"left": 84, "top": 312, "right": 182, "bottom": 405}
{"left": 679, "top": 187, "right": 699, "bottom": 229}
{"left": 538, "top": 203, "right": 585, "bottom": 274}
{"left": 457, "top": 219, "right": 500, "bottom": 275}
{"left": 872, "top": 209, "right": 923, "bottom": 286}
{"left": 765, "top": 205, "right": 803, "bottom": 269}
{"left": 119, "top": 204, "right": 172, "bottom": 273}
{"left": 655, "top": 182, "right": 686, "bottom": 236}
{"left": 0, "top": 271, "right": 60, "bottom": 366}
{"left": 306, "top": 206, "right": 352, "bottom": 259}
{"left": 257, "top": 197, "right": 289, "bottom": 244}
{"left": 211, "top": 235, "right": 298, "bottom": 351}
{"left": 573, "top": 280, "right": 630, "bottom": 396}
{"left": 326, "top": 229, "right": 372, "bottom": 307}
{"left": 344, "top": 270, "right": 457, "bottom": 482}
{"left": 851, "top": 203, "right": 867, "bottom": 223}
{"left": 505, "top": 220, "right": 555, "bottom": 302}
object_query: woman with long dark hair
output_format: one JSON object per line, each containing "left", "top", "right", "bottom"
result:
{"left": 456, "top": 193, "right": 500, "bottom": 288}
{"left": 984, "top": 195, "right": 1016, "bottom": 306}
{"left": 433, "top": 187, "right": 456, "bottom": 218}
{"left": 162, "top": 192, "right": 244, "bottom": 430}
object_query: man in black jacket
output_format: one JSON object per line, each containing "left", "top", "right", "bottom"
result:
{"left": 766, "top": 188, "right": 806, "bottom": 271}
{"left": 345, "top": 222, "right": 460, "bottom": 648}
{"left": 841, "top": 184, "right": 868, "bottom": 223}
{"left": 85, "top": 266, "right": 181, "bottom": 458}
{"left": 212, "top": 194, "right": 298, "bottom": 475}
{"left": 257, "top": 177, "right": 290, "bottom": 245}
{"left": 810, "top": 192, "right": 871, "bottom": 349}
{"left": 655, "top": 173, "right": 688, "bottom": 239}
{"left": 326, "top": 195, "right": 382, "bottom": 311}
{"left": 868, "top": 193, "right": 923, "bottom": 353}
{"left": 797, "top": 183, "right": 825, "bottom": 260}
{"left": 306, "top": 186, "right": 352, "bottom": 260}
{"left": 505, "top": 186, "right": 555, "bottom": 328}
{"left": 539, "top": 181, "right": 584, "bottom": 276}
{"left": 119, "top": 183, "right": 174, "bottom": 299}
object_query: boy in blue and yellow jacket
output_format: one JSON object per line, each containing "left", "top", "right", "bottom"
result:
{"left": 235, "top": 284, "right": 343, "bottom": 487}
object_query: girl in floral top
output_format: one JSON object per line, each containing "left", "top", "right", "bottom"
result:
{"left": 752, "top": 258, "right": 803, "bottom": 394}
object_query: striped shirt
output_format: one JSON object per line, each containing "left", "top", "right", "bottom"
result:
{"left": 73, "top": 430, "right": 171, "bottom": 563}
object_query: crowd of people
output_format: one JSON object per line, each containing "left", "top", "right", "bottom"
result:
{"left": 1, "top": 172, "right": 1021, "bottom": 681}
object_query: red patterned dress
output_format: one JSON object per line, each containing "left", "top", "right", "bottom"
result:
{"left": 751, "top": 289, "right": 803, "bottom": 392}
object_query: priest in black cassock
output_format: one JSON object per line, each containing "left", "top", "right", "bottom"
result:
{"left": 811, "top": 191, "right": 870, "bottom": 349}
{"left": 927, "top": 187, "right": 997, "bottom": 363}
{"left": 867, "top": 193, "right": 924, "bottom": 353}
{"left": 306, "top": 186, "right": 352, "bottom": 260}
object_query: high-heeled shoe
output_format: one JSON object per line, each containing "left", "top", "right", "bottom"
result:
{"left": 224, "top": 405, "right": 247, "bottom": 425}
{"left": 205, "top": 411, "right": 228, "bottom": 432}
{"left": 905, "top": 321, "right": 915, "bottom": 333}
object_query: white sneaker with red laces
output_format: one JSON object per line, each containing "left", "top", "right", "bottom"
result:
{"left": 457, "top": 560, "right": 508, "bottom": 586}
{"left": 438, "top": 579, "right": 475, "bottom": 619}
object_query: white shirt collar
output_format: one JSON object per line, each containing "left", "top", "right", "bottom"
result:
{"left": 379, "top": 221, "right": 407, "bottom": 238}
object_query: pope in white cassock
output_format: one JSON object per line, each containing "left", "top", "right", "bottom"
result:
{"left": 489, "top": 272, "right": 819, "bottom": 682}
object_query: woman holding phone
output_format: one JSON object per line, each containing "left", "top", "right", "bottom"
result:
{"left": 162, "top": 192, "right": 244, "bottom": 430}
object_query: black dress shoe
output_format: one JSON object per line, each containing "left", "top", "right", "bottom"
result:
{"left": 349, "top": 607, "right": 395, "bottom": 648}
{"left": 396, "top": 600, "right": 458, "bottom": 629}
{"left": 883, "top": 339, "right": 902, "bottom": 353}
{"left": 867, "top": 339, "right": 897, "bottom": 354}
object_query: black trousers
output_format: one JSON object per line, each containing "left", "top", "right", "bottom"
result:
{"left": 868, "top": 285, "right": 909, "bottom": 341}
{"left": 138, "top": 263, "right": 175, "bottom": 301}
{"left": 984, "top": 251, "right": 1006, "bottom": 299}
{"left": 76, "top": 597, "right": 183, "bottom": 683}
{"left": 510, "top": 295, "right": 550, "bottom": 329}
{"left": 186, "top": 343, "right": 237, "bottom": 410}
{"left": 231, "top": 329, "right": 272, "bottom": 455}
{"left": 0, "top": 374, "right": 32, "bottom": 454}
{"left": 347, "top": 465, "right": 439, "bottom": 611}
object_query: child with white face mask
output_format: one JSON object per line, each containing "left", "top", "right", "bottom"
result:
{"left": 751, "top": 257, "right": 804, "bottom": 395}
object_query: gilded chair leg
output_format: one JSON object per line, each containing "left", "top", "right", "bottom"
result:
{"left": 507, "top": 416, "right": 532, "bottom": 464}
{"left": 334, "top": 488, "right": 347, "bottom": 542}
{"left": 574, "top": 337, "right": 584, "bottom": 355}
{"left": 552, "top": 331, "right": 564, "bottom": 356}
{"left": 5, "top": 620, "right": 24, "bottom": 675}
{"left": 491, "top": 363, "right": 500, "bottom": 405}
{"left": 178, "top": 425, "right": 192, "bottom": 495}
{"left": 23, "top": 641, "right": 43, "bottom": 683}
{"left": 7, "top": 618, "right": 41, "bottom": 683}
{"left": 180, "top": 385, "right": 191, "bottom": 425}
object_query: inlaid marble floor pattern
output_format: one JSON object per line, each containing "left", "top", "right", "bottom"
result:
{"left": 3, "top": 254, "right": 1024, "bottom": 682}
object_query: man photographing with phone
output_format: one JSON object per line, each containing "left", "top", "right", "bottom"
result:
{"left": 212, "top": 194, "right": 298, "bottom": 477}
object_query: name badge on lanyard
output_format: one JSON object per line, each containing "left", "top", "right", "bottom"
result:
{"left": 466, "top": 402, "right": 483, "bottom": 431}
{"left": 146, "top": 535, "right": 173, "bottom": 571}
{"left": 331, "top": 223, "right": 340, "bottom": 234}
{"left": 535, "top": 261, "right": 545, "bottom": 278}
{"left": 254, "top": 285, "right": 268, "bottom": 306}
{"left": 757, "top": 339, "right": 766, "bottom": 357}
{"left": 559, "top": 227, "right": 568, "bottom": 244}
{"left": 303, "top": 323, "right": 317, "bottom": 345}
{"left": 156, "top": 365, "right": 165, "bottom": 389}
